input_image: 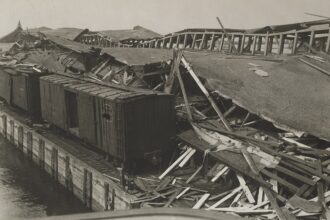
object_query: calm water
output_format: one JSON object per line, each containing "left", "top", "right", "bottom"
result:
{"left": 0, "top": 135, "right": 90, "bottom": 219}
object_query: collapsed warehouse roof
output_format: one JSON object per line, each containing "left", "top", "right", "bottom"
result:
{"left": 175, "top": 50, "right": 330, "bottom": 141}
{"left": 40, "top": 27, "right": 89, "bottom": 41}
{"left": 80, "top": 26, "right": 162, "bottom": 47}
{"left": 100, "top": 47, "right": 172, "bottom": 66}
{"left": 245, "top": 18, "right": 330, "bottom": 34}
{"left": 92, "top": 48, "right": 173, "bottom": 88}
{"left": 98, "top": 25, "right": 162, "bottom": 42}
{"left": 43, "top": 34, "right": 93, "bottom": 54}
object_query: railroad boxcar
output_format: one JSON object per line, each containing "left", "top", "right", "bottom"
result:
{"left": 0, "top": 66, "right": 48, "bottom": 118}
{"left": 39, "top": 74, "right": 175, "bottom": 162}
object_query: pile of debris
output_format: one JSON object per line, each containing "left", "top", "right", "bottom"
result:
{"left": 126, "top": 49, "right": 330, "bottom": 219}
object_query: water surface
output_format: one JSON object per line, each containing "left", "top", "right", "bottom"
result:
{"left": 0, "top": 136, "right": 90, "bottom": 219}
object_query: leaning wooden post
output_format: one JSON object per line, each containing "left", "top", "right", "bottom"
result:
{"left": 209, "top": 33, "right": 216, "bottom": 51}
{"left": 169, "top": 36, "right": 174, "bottom": 49}
{"left": 326, "top": 28, "right": 330, "bottom": 53}
{"left": 239, "top": 34, "right": 245, "bottom": 53}
{"left": 199, "top": 33, "right": 206, "bottom": 50}
{"left": 268, "top": 36, "right": 274, "bottom": 54}
{"left": 251, "top": 36, "right": 257, "bottom": 55}
{"left": 216, "top": 16, "right": 237, "bottom": 53}
{"left": 292, "top": 32, "right": 298, "bottom": 54}
{"left": 181, "top": 56, "right": 232, "bottom": 132}
{"left": 257, "top": 36, "right": 262, "bottom": 51}
{"left": 175, "top": 51, "right": 193, "bottom": 122}
{"left": 175, "top": 35, "right": 180, "bottom": 48}
{"left": 219, "top": 34, "right": 225, "bottom": 51}
{"left": 264, "top": 32, "right": 269, "bottom": 56}
{"left": 183, "top": 34, "right": 188, "bottom": 48}
{"left": 309, "top": 31, "right": 315, "bottom": 53}
{"left": 192, "top": 34, "right": 197, "bottom": 49}
{"left": 278, "top": 34, "right": 285, "bottom": 55}
{"left": 229, "top": 34, "right": 235, "bottom": 53}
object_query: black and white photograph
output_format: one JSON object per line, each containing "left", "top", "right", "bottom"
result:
{"left": 0, "top": 0, "right": 330, "bottom": 219}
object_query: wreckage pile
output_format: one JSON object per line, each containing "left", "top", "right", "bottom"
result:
{"left": 127, "top": 50, "right": 330, "bottom": 219}
{"left": 1, "top": 22, "right": 330, "bottom": 220}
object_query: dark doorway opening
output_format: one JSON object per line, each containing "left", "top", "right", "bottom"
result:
{"left": 65, "top": 90, "right": 79, "bottom": 136}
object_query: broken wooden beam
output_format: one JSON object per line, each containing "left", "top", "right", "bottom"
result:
{"left": 159, "top": 148, "right": 192, "bottom": 179}
{"left": 192, "top": 193, "right": 210, "bottom": 209}
{"left": 181, "top": 56, "right": 232, "bottom": 132}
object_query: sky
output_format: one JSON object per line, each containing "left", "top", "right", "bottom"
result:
{"left": 0, "top": 0, "right": 330, "bottom": 37}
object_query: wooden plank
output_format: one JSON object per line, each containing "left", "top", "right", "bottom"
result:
{"left": 181, "top": 57, "right": 232, "bottom": 131}
{"left": 236, "top": 174, "right": 256, "bottom": 204}
{"left": 298, "top": 58, "right": 330, "bottom": 77}
{"left": 164, "top": 189, "right": 181, "bottom": 207}
{"left": 192, "top": 193, "right": 210, "bottom": 209}
{"left": 257, "top": 187, "right": 264, "bottom": 205}
{"left": 261, "top": 169, "right": 299, "bottom": 193}
{"left": 176, "top": 187, "right": 190, "bottom": 199}
{"left": 263, "top": 187, "right": 289, "bottom": 220}
{"left": 159, "top": 148, "right": 192, "bottom": 179}
{"left": 230, "top": 191, "right": 243, "bottom": 207}
{"left": 186, "top": 165, "right": 203, "bottom": 184}
{"left": 275, "top": 165, "right": 315, "bottom": 186}
{"left": 176, "top": 58, "right": 193, "bottom": 121}
{"left": 207, "top": 186, "right": 242, "bottom": 209}
{"left": 179, "top": 149, "right": 196, "bottom": 167}
{"left": 282, "top": 137, "right": 311, "bottom": 149}
{"left": 211, "top": 166, "right": 229, "bottom": 182}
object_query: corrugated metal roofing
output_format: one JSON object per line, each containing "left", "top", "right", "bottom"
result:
{"left": 101, "top": 48, "right": 172, "bottom": 66}
{"left": 182, "top": 50, "right": 330, "bottom": 141}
